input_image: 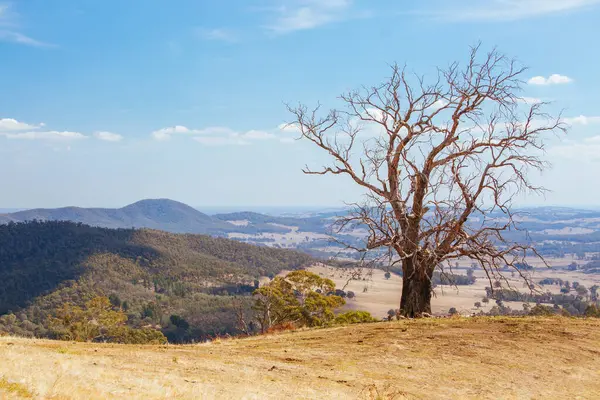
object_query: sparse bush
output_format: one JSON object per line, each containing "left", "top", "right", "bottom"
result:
{"left": 334, "top": 311, "right": 378, "bottom": 325}
{"left": 448, "top": 307, "right": 458, "bottom": 316}
{"left": 584, "top": 304, "right": 600, "bottom": 318}
{"left": 266, "top": 322, "right": 296, "bottom": 334}
{"left": 529, "top": 304, "right": 556, "bottom": 317}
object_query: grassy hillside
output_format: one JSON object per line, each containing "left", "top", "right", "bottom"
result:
{"left": 1, "top": 317, "right": 599, "bottom": 399}
{"left": 0, "top": 221, "right": 315, "bottom": 341}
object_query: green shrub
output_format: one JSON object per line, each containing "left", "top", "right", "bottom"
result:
{"left": 334, "top": 311, "right": 378, "bottom": 325}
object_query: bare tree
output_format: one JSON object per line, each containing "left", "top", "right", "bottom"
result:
{"left": 287, "top": 45, "right": 565, "bottom": 317}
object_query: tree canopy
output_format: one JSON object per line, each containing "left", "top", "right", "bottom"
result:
{"left": 288, "top": 45, "right": 564, "bottom": 316}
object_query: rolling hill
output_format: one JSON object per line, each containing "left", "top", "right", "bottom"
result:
{"left": 0, "top": 199, "right": 231, "bottom": 234}
{"left": 2, "top": 317, "right": 599, "bottom": 399}
{"left": 0, "top": 220, "right": 315, "bottom": 342}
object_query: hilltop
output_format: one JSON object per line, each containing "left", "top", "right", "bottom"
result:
{"left": 0, "top": 221, "right": 315, "bottom": 341}
{"left": 0, "top": 199, "right": 229, "bottom": 234}
{"left": 1, "top": 317, "right": 599, "bottom": 399}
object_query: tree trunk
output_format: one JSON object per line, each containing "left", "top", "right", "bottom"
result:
{"left": 400, "top": 259, "right": 432, "bottom": 317}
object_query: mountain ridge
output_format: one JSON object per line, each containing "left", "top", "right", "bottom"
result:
{"left": 0, "top": 199, "right": 232, "bottom": 234}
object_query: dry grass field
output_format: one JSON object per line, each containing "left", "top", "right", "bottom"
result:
{"left": 306, "top": 262, "right": 600, "bottom": 318}
{"left": 2, "top": 317, "right": 600, "bottom": 399}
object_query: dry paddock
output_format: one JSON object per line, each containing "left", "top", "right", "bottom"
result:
{"left": 1, "top": 317, "right": 600, "bottom": 399}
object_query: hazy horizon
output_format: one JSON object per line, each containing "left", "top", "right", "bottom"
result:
{"left": 2, "top": 199, "right": 600, "bottom": 216}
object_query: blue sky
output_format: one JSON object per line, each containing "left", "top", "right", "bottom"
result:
{"left": 1, "top": 0, "right": 599, "bottom": 209}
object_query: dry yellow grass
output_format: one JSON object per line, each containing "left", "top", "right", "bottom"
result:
{"left": 2, "top": 317, "right": 600, "bottom": 399}
{"left": 306, "top": 264, "right": 600, "bottom": 318}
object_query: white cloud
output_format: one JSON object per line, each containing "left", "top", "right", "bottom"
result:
{"left": 153, "top": 124, "right": 294, "bottom": 145}
{"left": 94, "top": 131, "right": 123, "bottom": 142}
{"left": 563, "top": 115, "right": 600, "bottom": 126}
{"left": 432, "top": 99, "right": 449, "bottom": 109}
{"left": 4, "top": 131, "right": 87, "bottom": 140}
{"left": 240, "top": 130, "right": 275, "bottom": 140}
{"left": 278, "top": 123, "right": 302, "bottom": 134}
{"left": 527, "top": 74, "right": 573, "bottom": 85}
{"left": 0, "top": 118, "right": 43, "bottom": 131}
{"left": 266, "top": 0, "right": 353, "bottom": 34}
{"left": 431, "top": 0, "right": 600, "bottom": 21}
{"left": 193, "top": 136, "right": 249, "bottom": 146}
{"left": 517, "top": 97, "right": 543, "bottom": 104}
{"left": 196, "top": 28, "right": 237, "bottom": 43}
{"left": 548, "top": 138, "right": 600, "bottom": 162}
{"left": 584, "top": 135, "right": 600, "bottom": 143}
{"left": 196, "top": 126, "right": 238, "bottom": 136}
{"left": 151, "top": 125, "right": 194, "bottom": 141}
{"left": 152, "top": 125, "right": 244, "bottom": 141}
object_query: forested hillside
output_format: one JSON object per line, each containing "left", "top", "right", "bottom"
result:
{"left": 0, "top": 221, "right": 315, "bottom": 342}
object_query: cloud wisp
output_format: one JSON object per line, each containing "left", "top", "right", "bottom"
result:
{"left": 265, "top": 0, "right": 355, "bottom": 34}
{"left": 548, "top": 135, "right": 600, "bottom": 162}
{"left": 0, "top": 3, "right": 53, "bottom": 47}
{"left": 422, "top": 0, "right": 600, "bottom": 22}
{"left": 196, "top": 28, "right": 238, "bottom": 43}
{"left": 0, "top": 117, "right": 123, "bottom": 142}
{"left": 94, "top": 131, "right": 124, "bottom": 142}
{"left": 4, "top": 131, "right": 87, "bottom": 140}
{"left": 151, "top": 124, "right": 296, "bottom": 145}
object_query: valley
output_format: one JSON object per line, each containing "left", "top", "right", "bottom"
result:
{"left": 2, "top": 200, "right": 600, "bottom": 331}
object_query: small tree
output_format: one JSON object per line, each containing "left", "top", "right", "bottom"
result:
{"left": 474, "top": 302, "right": 482, "bottom": 309}
{"left": 466, "top": 269, "right": 476, "bottom": 284}
{"left": 384, "top": 272, "right": 391, "bottom": 280}
{"left": 47, "top": 296, "right": 165, "bottom": 344}
{"left": 252, "top": 271, "right": 345, "bottom": 332}
{"left": 590, "top": 285, "right": 599, "bottom": 302}
{"left": 448, "top": 307, "right": 459, "bottom": 316}
{"left": 288, "top": 45, "right": 563, "bottom": 317}
{"left": 575, "top": 285, "right": 588, "bottom": 298}
{"left": 482, "top": 297, "right": 490, "bottom": 304}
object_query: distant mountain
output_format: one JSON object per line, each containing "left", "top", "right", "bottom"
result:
{"left": 0, "top": 199, "right": 232, "bottom": 234}
{"left": 0, "top": 199, "right": 335, "bottom": 237}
